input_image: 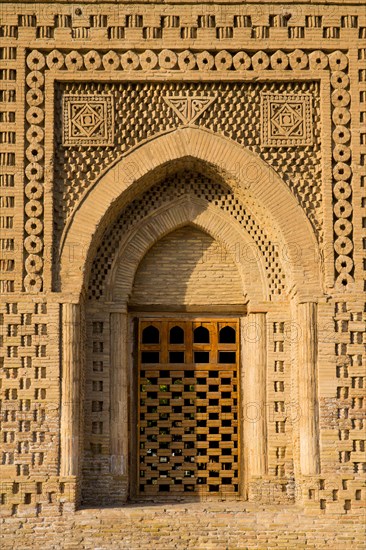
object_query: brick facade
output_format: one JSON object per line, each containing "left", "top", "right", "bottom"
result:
{"left": 0, "top": 0, "right": 365, "bottom": 547}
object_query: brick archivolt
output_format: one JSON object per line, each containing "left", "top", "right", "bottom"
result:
{"left": 105, "top": 196, "right": 268, "bottom": 304}
{"left": 60, "top": 128, "right": 322, "bottom": 301}
{"left": 21, "top": 47, "right": 351, "bottom": 297}
{"left": 88, "top": 172, "right": 281, "bottom": 301}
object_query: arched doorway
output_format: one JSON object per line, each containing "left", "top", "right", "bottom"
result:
{"left": 58, "top": 130, "right": 322, "bottom": 506}
{"left": 129, "top": 226, "right": 243, "bottom": 498}
{"left": 136, "top": 317, "right": 240, "bottom": 498}
{"left": 83, "top": 200, "right": 254, "bottom": 504}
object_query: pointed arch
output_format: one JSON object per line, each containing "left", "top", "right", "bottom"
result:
{"left": 60, "top": 127, "right": 322, "bottom": 301}
{"left": 105, "top": 196, "right": 268, "bottom": 303}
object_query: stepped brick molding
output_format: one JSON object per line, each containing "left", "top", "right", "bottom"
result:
{"left": 0, "top": 0, "right": 365, "bottom": 548}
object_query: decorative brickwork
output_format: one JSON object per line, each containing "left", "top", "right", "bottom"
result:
{"left": 267, "top": 317, "right": 294, "bottom": 483}
{"left": 62, "top": 94, "right": 114, "bottom": 146}
{"left": 334, "top": 301, "right": 366, "bottom": 474}
{"left": 54, "top": 80, "right": 322, "bottom": 248}
{"left": 0, "top": 299, "right": 60, "bottom": 478}
{"left": 261, "top": 93, "right": 313, "bottom": 147}
{"left": 82, "top": 312, "right": 113, "bottom": 504}
{"left": 0, "top": 1, "right": 365, "bottom": 548}
{"left": 163, "top": 94, "right": 217, "bottom": 125}
{"left": 88, "top": 172, "right": 286, "bottom": 300}
{"left": 24, "top": 52, "right": 46, "bottom": 293}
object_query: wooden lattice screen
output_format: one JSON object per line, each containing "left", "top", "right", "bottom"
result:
{"left": 137, "top": 318, "right": 240, "bottom": 497}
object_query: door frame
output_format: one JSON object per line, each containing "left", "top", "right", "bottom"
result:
{"left": 129, "top": 312, "right": 243, "bottom": 501}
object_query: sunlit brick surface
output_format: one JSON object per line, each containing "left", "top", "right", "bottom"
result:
{"left": 0, "top": 0, "right": 365, "bottom": 547}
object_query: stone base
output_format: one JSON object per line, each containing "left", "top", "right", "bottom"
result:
{"left": 1, "top": 502, "right": 364, "bottom": 549}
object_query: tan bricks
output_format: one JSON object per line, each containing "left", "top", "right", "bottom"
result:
{"left": 0, "top": 0, "right": 365, "bottom": 547}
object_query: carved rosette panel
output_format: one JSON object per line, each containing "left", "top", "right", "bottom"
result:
{"left": 25, "top": 48, "right": 353, "bottom": 291}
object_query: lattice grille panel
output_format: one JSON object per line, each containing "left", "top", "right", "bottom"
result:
{"left": 138, "top": 319, "right": 239, "bottom": 497}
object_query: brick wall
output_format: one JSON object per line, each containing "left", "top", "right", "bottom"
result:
{"left": 0, "top": 0, "right": 365, "bottom": 547}
{"left": 131, "top": 226, "right": 244, "bottom": 306}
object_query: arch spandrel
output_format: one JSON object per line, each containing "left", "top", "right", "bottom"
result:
{"left": 60, "top": 127, "right": 322, "bottom": 300}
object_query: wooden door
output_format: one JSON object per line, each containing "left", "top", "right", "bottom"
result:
{"left": 137, "top": 318, "right": 240, "bottom": 498}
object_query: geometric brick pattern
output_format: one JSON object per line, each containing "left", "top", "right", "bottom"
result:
{"left": 24, "top": 51, "right": 46, "bottom": 294}
{"left": 24, "top": 46, "right": 354, "bottom": 292}
{"left": 334, "top": 301, "right": 366, "bottom": 474}
{"left": 88, "top": 171, "right": 286, "bottom": 299}
{"left": 261, "top": 93, "right": 313, "bottom": 146}
{"left": 359, "top": 43, "right": 366, "bottom": 293}
{"left": 163, "top": 94, "right": 216, "bottom": 125}
{"left": 82, "top": 314, "right": 112, "bottom": 505}
{"left": 62, "top": 94, "right": 114, "bottom": 146}
{"left": 0, "top": 5, "right": 365, "bottom": 544}
{"left": 0, "top": 300, "right": 60, "bottom": 482}
{"left": 54, "top": 80, "right": 322, "bottom": 248}
{"left": 2, "top": 7, "right": 366, "bottom": 45}
{"left": 0, "top": 46, "right": 18, "bottom": 295}
{"left": 330, "top": 52, "right": 354, "bottom": 288}
{"left": 266, "top": 320, "right": 293, "bottom": 483}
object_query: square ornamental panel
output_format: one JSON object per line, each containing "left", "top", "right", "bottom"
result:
{"left": 62, "top": 94, "right": 114, "bottom": 146}
{"left": 261, "top": 93, "right": 313, "bottom": 147}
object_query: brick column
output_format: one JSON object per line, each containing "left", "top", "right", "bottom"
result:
{"left": 110, "top": 312, "right": 129, "bottom": 477}
{"left": 242, "top": 312, "right": 268, "bottom": 477}
{"left": 60, "top": 303, "right": 81, "bottom": 477}
{"left": 297, "top": 301, "right": 320, "bottom": 475}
